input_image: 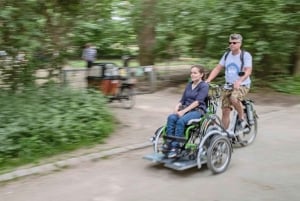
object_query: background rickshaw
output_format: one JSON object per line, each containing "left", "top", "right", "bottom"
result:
{"left": 86, "top": 62, "right": 136, "bottom": 109}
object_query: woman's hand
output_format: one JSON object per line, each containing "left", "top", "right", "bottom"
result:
{"left": 174, "top": 103, "right": 181, "bottom": 114}
{"left": 176, "top": 110, "right": 186, "bottom": 117}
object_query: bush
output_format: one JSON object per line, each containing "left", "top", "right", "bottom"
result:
{"left": 268, "top": 75, "right": 300, "bottom": 95}
{"left": 0, "top": 85, "right": 115, "bottom": 172}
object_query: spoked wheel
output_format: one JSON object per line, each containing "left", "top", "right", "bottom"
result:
{"left": 207, "top": 135, "right": 232, "bottom": 174}
{"left": 120, "top": 87, "right": 135, "bottom": 109}
{"left": 237, "top": 112, "right": 258, "bottom": 147}
{"left": 153, "top": 126, "right": 165, "bottom": 153}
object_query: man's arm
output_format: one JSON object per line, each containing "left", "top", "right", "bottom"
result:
{"left": 206, "top": 64, "right": 223, "bottom": 83}
{"left": 234, "top": 66, "right": 252, "bottom": 87}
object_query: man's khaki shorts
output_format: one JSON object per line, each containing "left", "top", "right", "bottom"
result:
{"left": 221, "top": 86, "right": 250, "bottom": 109}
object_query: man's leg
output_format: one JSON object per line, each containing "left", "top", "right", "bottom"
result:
{"left": 86, "top": 61, "right": 93, "bottom": 76}
{"left": 222, "top": 107, "right": 231, "bottom": 129}
{"left": 230, "top": 96, "right": 244, "bottom": 120}
{"left": 221, "top": 90, "right": 232, "bottom": 129}
{"left": 230, "top": 87, "right": 249, "bottom": 121}
{"left": 230, "top": 87, "right": 250, "bottom": 129}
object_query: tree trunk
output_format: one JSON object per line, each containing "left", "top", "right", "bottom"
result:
{"left": 137, "top": 0, "right": 157, "bottom": 66}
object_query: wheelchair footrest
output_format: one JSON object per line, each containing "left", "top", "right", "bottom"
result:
{"left": 143, "top": 153, "right": 173, "bottom": 163}
{"left": 164, "top": 159, "right": 198, "bottom": 171}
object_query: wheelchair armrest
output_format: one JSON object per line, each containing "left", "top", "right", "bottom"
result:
{"left": 187, "top": 118, "right": 202, "bottom": 126}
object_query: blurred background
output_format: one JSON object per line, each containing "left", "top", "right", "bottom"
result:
{"left": 0, "top": 0, "right": 299, "bottom": 91}
{"left": 0, "top": 0, "right": 299, "bottom": 172}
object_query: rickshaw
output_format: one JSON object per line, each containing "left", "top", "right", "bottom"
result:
{"left": 86, "top": 62, "right": 136, "bottom": 109}
{"left": 143, "top": 84, "right": 233, "bottom": 174}
{"left": 143, "top": 83, "right": 258, "bottom": 174}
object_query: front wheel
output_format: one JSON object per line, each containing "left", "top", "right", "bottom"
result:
{"left": 120, "top": 87, "right": 135, "bottom": 109}
{"left": 153, "top": 126, "right": 165, "bottom": 153}
{"left": 207, "top": 135, "right": 232, "bottom": 174}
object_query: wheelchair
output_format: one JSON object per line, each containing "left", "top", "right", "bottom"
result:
{"left": 143, "top": 84, "right": 233, "bottom": 174}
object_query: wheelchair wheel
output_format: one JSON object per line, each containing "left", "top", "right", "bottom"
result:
{"left": 236, "top": 110, "right": 258, "bottom": 147}
{"left": 120, "top": 87, "right": 135, "bottom": 109}
{"left": 153, "top": 126, "right": 165, "bottom": 153}
{"left": 207, "top": 135, "right": 232, "bottom": 174}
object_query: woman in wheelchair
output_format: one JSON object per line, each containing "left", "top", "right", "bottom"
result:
{"left": 164, "top": 65, "right": 209, "bottom": 158}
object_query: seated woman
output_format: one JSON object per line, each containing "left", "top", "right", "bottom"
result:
{"left": 164, "top": 64, "right": 209, "bottom": 158}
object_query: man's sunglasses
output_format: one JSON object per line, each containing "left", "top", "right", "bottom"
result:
{"left": 228, "top": 42, "right": 240, "bottom": 45}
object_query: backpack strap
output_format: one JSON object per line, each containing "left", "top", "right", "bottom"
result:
{"left": 224, "top": 50, "right": 230, "bottom": 61}
{"left": 240, "top": 49, "right": 245, "bottom": 72}
{"left": 224, "top": 49, "right": 245, "bottom": 72}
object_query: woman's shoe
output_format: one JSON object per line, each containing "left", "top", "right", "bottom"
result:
{"left": 162, "top": 143, "right": 170, "bottom": 149}
{"left": 167, "top": 148, "right": 178, "bottom": 158}
{"left": 162, "top": 143, "right": 170, "bottom": 153}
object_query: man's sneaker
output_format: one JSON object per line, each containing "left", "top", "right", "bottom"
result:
{"left": 237, "top": 119, "right": 248, "bottom": 130}
{"left": 226, "top": 129, "right": 235, "bottom": 137}
{"left": 167, "top": 148, "right": 178, "bottom": 158}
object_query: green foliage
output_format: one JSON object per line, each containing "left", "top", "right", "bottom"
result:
{"left": 0, "top": 85, "right": 115, "bottom": 172}
{"left": 153, "top": 0, "right": 300, "bottom": 76}
{"left": 1, "top": 0, "right": 300, "bottom": 89}
{"left": 269, "top": 76, "right": 300, "bottom": 94}
{"left": 1, "top": 0, "right": 299, "bottom": 76}
{"left": 71, "top": 0, "right": 137, "bottom": 58}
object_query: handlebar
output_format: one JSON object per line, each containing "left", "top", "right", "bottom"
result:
{"left": 208, "top": 83, "right": 221, "bottom": 99}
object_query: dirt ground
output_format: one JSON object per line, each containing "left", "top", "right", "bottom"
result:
{"left": 248, "top": 91, "right": 300, "bottom": 107}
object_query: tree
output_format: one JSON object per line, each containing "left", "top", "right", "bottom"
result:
{"left": 1, "top": 0, "right": 299, "bottom": 88}
{"left": 133, "top": 0, "right": 157, "bottom": 66}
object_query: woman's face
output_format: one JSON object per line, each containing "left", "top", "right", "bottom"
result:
{"left": 190, "top": 67, "right": 203, "bottom": 82}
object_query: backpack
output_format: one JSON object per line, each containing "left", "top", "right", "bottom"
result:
{"left": 224, "top": 49, "right": 246, "bottom": 76}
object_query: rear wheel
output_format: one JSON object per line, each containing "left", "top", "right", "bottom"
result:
{"left": 120, "top": 87, "right": 135, "bottom": 109}
{"left": 207, "top": 135, "right": 232, "bottom": 174}
{"left": 237, "top": 108, "right": 258, "bottom": 146}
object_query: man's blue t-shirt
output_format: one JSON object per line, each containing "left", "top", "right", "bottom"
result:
{"left": 219, "top": 51, "right": 252, "bottom": 87}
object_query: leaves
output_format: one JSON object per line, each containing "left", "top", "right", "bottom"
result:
{"left": 0, "top": 86, "right": 115, "bottom": 171}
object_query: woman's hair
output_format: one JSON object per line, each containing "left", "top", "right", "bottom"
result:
{"left": 191, "top": 64, "right": 207, "bottom": 80}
